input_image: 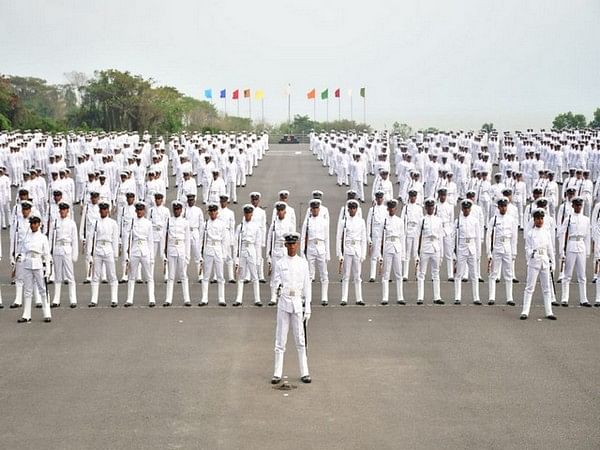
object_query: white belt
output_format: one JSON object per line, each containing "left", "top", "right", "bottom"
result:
{"left": 386, "top": 236, "right": 399, "bottom": 242}
{"left": 463, "top": 238, "right": 474, "bottom": 244}
{"left": 345, "top": 240, "right": 360, "bottom": 246}
{"left": 171, "top": 239, "right": 184, "bottom": 245}
{"left": 97, "top": 240, "right": 111, "bottom": 245}
{"left": 426, "top": 236, "right": 438, "bottom": 241}
{"left": 283, "top": 288, "right": 300, "bottom": 298}
{"left": 407, "top": 221, "right": 417, "bottom": 227}
{"left": 501, "top": 237, "right": 511, "bottom": 242}
{"left": 534, "top": 248, "right": 546, "bottom": 256}
{"left": 242, "top": 241, "right": 254, "bottom": 247}
{"left": 568, "top": 236, "right": 584, "bottom": 241}
{"left": 190, "top": 227, "right": 199, "bottom": 231}
{"left": 207, "top": 239, "right": 221, "bottom": 246}
{"left": 135, "top": 239, "right": 147, "bottom": 246}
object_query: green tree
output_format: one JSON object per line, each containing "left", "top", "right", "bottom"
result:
{"left": 589, "top": 108, "right": 600, "bottom": 129}
{"left": 552, "top": 111, "right": 587, "bottom": 130}
{"left": 481, "top": 123, "right": 494, "bottom": 133}
{"left": 392, "top": 121, "right": 413, "bottom": 138}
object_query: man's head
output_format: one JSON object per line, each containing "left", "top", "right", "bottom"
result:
{"left": 347, "top": 199, "right": 359, "bottom": 217}
{"left": 135, "top": 202, "right": 146, "bottom": 218}
{"left": 284, "top": 232, "right": 300, "bottom": 257}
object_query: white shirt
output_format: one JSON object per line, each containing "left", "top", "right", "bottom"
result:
{"left": 271, "top": 254, "right": 311, "bottom": 314}
{"left": 336, "top": 214, "right": 367, "bottom": 259}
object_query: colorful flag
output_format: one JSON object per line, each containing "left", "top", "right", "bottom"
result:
{"left": 244, "top": 89, "right": 251, "bottom": 98}
{"left": 307, "top": 88, "right": 316, "bottom": 99}
{"left": 360, "top": 87, "right": 366, "bottom": 98}
{"left": 232, "top": 89, "right": 239, "bottom": 100}
{"left": 255, "top": 90, "right": 265, "bottom": 101}
{"left": 204, "top": 89, "right": 212, "bottom": 100}
{"left": 220, "top": 89, "right": 226, "bottom": 99}
{"left": 334, "top": 88, "right": 340, "bottom": 98}
{"left": 321, "top": 89, "right": 328, "bottom": 100}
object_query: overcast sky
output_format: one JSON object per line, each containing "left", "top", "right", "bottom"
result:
{"left": 1, "top": 0, "right": 599, "bottom": 130}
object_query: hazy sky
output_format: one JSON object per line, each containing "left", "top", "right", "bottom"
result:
{"left": 1, "top": 0, "right": 599, "bottom": 130}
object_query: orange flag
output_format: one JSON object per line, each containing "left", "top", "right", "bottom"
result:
{"left": 243, "top": 89, "right": 251, "bottom": 98}
{"left": 307, "top": 88, "right": 316, "bottom": 99}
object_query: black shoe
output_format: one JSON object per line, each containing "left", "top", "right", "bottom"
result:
{"left": 416, "top": 300, "right": 423, "bottom": 305}
{"left": 593, "top": 278, "right": 597, "bottom": 284}
{"left": 478, "top": 278, "right": 484, "bottom": 283}
{"left": 580, "top": 302, "right": 592, "bottom": 308}
{"left": 520, "top": 314, "right": 528, "bottom": 320}
{"left": 110, "top": 302, "right": 118, "bottom": 308}
{"left": 210, "top": 280, "right": 217, "bottom": 284}
{"left": 594, "top": 303, "right": 600, "bottom": 307}
{"left": 51, "top": 303, "right": 59, "bottom": 308}
{"left": 88, "top": 302, "right": 96, "bottom": 308}
{"left": 397, "top": 300, "right": 406, "bottom": 305}
{"left": 546, "top": 315, "right": 557, "bottom": 320}
{"left": 506, "top": 301, "right": 516, "bottom": 306}
{"left": 232, "top": 302, "right": 241, "bottom": 307}
{"left": 148, "top": 303, "right": 155, "bottom": 308}
{"left": 47, "top": 280, "right": 54, "bottom": 285}
{"left": 380, "top": 300, "right": 388, "bottom": 305}
{"left": 551, "top": 301, "right": 560, "bottom": 307}
{"left": 268, "top": 301, "right": 276, "bottom": 306}
{"left": 0, "top": 304, "right": 3, "bottom": 309}
{"left": 356, "top": 300, "right": 365, "bottom": 306}
{"left": 561, "top": 302, "right": 568, "bottom": 307}
{"left": 259, "top": 279, "right": 267, "bottom": 284}
{"left": 434, "top": 299, "right": 445, "bottom": 305}
{"left": 35, "top": 304, "right": 42, "bottom": 309}
{"left": 473, "top": 300, "right": 482, "bottom": 305}
{"left": 17, "top": 318, "right": 31, "bottom": 323}
{"left": 118, "top": 279, "right": 126, "bottom": 284}
{"left": 271, "top": 376, "right": 281, "bottom": 385}
{"left": 163, "top": 302, "right": 171, "bottom": 307}
{"left": 228, "top": 279, "right": 236, "bottom": 284}
{"left": 461, "top": 278, "right": 468, "bottom": 283}
{"left": 198, "top": 302, "right": 207, "bottom": 307}
{"left": 124, "top": 302, "right": 132, "bottom": 308}
{"left": 321, "top": 301, "right": 328, "bottom": 306}
{"left": 83, "top": 280, "right": 90, "bottom": 284}
{"left": 301, "top": 375, "right": 312, "bottom": 384}
{"left": 184, "top": 302, "right": 191, "bottom": 307}
{"left": 557, "top": 279, "right": 562, "bottom": 284}
{"left": 512, "top": 279, "right": 519, "bottom": 283}
{"left": 44, "top": 317, "right": 51, "bottom": 323}
{"left": 447, "top": 277, "right": 454, "bottom": 282}
{"left": 454, "top": 300, "right": 461, "bottom": 305}
{"left": 368, "top": 278, "right": 375, "bottom": 282}
{"left": 402, "top": 277, "right": 408, "bottom": 282}
{"left": 488, "top": 300, "right": 495, "bottom": 305}
{"left": 255, "top": 302, "right": 263, "bottom": 307}
{"left": 10, "top": 303, "right": 21, "bottom": 309}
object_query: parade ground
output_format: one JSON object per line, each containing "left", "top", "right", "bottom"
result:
{"left": 1, "top": 144, "right": 599, "bottom": 450}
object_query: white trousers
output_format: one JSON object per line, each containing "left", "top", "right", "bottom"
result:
{"left": 522, "top": 263, "right": 553, "bottom": 316}
{"left": 307, "top": 249, "right": 328, "bottom": 282}
{"left": 454, "top": 254, "right": 480, "bottom": 302}
{"left": 92, "top": 255, "right": 117, "bottom": 283}
{"left": 273, "top": 308, "right": 309, "bottom": 378}
{"left": 22, "top": 268, "right": 50, "bottom": 320}
{"left": 561, "top": 252, "right": 587, "bottom": 304}
{"left": 417, "top": 253, "right": 441, "bottom": 301}
{"left": 342, "top": 254, "right": 362, "bottom": 282}
{"left": 488, "top": 252, "right": 514, "bottom": 302}
{"left": 203, "top": 254, "right": 224, "bottom": 282}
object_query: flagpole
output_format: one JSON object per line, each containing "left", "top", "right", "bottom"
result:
{"left": 249, "top": 96, "right": 252, "bottom": 120}
{"left": 350, "top": 95, "right": 353, "bottom": 121}
{"left": 288, "top": 92, "right": 291, "bottom": 133}
{"left": 261, "top": 99, "right": 264, "bottom": 123}
{"left": 313, "top": 98, "right": 316, "bottom": 122}
{"left": 326, "top": 97, "right": 329, "bottom": 122}
{"left": 338, "top": 96, "right": 341, "bottom": 121}
{"left": 224, "top": 96, "right": 227, "bottom": 116}
{"left": 363, "top": 96, "right": 366, "bottom": 124}
{"left": 237, "top": 98, "right": 240, "bottom": 116}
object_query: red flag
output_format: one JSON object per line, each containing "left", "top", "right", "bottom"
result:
{"left": 334, "top": 88, "right": 340, "bottom": 98}
{"left": 232, "top": 89, "right": 239, "bottom": 100}
{"left": 243, "top": 89, "right": 251, "bottom": 98}
{"left": 307, "top": 88, "right": 316, "bottom": 99}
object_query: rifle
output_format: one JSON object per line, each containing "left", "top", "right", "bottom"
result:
{"left": 268, "top": 218, "right": 276, "bottom": 275}
{"left": 368, "top": 202, "right": 375, "bottom": 256}
{"left": 416, "top": 217, "right": 425, "bottom": 272}
{"left": 378, "top": 218, "right": 387, "bottom": 277}
{"left": 454, "top": 212, "right": 460, "bottom": 275}
{"left": 200, "top": 219, "right": 208, "bottom": 276}
{"left": 11, "top": 219, "right": 19, "bottom": 280}
{"left": 560, "top": 215, "right": 571, "bottom": 273}
{"left": 488, "top": 216, "right": 497, "bottom": 274}
{"left": 163, "top": 218, "right": 170, "bottom": 277}
{"left": 304, "top": 214, "right": 309, "bottom": 257}
{"left": 118, "top": 205, "right": 124, "bottom": 257}
{"left": 125, "top": 218, "right": 134, "bottom": 278}
{"left": 339, "top": 212, "right": 347, "bottom": 274}
{"left": 87, "top": 220, "right": 98, "bottom": 279}
{"left": 236, "top": 219, "right": 244, "bottom": 278}
{"left": 81, "top": 204, "right": 88, "bottom": 255}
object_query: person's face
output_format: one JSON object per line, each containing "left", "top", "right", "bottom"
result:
{"left": 91, "top": 195, "right": 99, "bottom": 204}
{"left": 425, "top": 204, "right": 435, "bottom": 215}
{"left": 251, "top": 198, "right": 259, "bottom": 207}
{"left": 155, "top": 197, "right": 163, "bottom": 206}
{"left": 439, "top": 193, "right": 447, "bottom": 202}
{"left": 220, "top": 199, "right": 228, "bottom": 208}
{"left": 187, "top": 197, "right": 195, "bottom": 207}
{"left": 348, "top": 206, "right": 357, "bottom": 217}
{"left": 209, "top": 209, "right": 218, "bottom": 220}
{"left": 173, "top": 206, "right": 182, "bottom": 217}
{"left": 573, "top": 203, "right": 583, "bottom": 214}
{"left": 498, "top": 204, "right": 507, "bottom": 215}
{"left": 376, "top": 196, "right": 384, "bottom": 205}
{"left": 127, "top": 195, "right": 135, "bottom": 205}
{"left": 462, "top": 207, "right": 471, "bottom": 217}
{"left": 30, "top": 221, "right": 41, "bottom": 232}
{"left": 22, "top": 207, "right": 31, "bottom": 218}
{"left": 276, "top": 208, "right": 286, "bottom": 220}
{"left": 99, "top": 207, "right": 109, "bottom": 218}
{"left": 244, "top": 211, "right": 253, "bottom": 221}
{"left": 534, "top": 216, "right": 544, "bottom": 228}
{"left": 310, "top": 206, "right": 320, "bottom": 217}
{"left": 409, "top": 195, "right": 417, "bottom": 204}
{"left": 136, "top": 208, "right": 145, "bottom": 218}
{"left": 388, "top": 206, "right": 397, "bottom": 216}
{"left": 59, "top": 208, "right": 69, "bottom": 219}
{"left": 285, "top": 241, "right": 299, "bottom": 257}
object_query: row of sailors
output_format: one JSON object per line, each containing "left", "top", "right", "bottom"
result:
{"left": 4, "top": 189, "right": 599, "bottom": 323}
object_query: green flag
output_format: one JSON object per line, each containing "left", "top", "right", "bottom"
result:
{"left": 360, "top": 87, "right": 366, "bottom": 98}
{"left": 321, "top": 89, "right": 329, "bottom": 100}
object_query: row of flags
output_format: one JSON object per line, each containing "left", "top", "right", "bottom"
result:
{"left": 204, "top": 89, "right": 264, "bottom": 100}
{"left": 202, "top": 87, "right": 366, "bottom": 101}
{"left": 307, "top": 88, "right": 366, "bottom": 100}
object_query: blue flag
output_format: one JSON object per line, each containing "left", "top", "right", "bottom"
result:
{"left": 220, "top": 89, "right": 226, "bottom": 99}
{"left": 204, "top": 89, "right": 213, "bottom": 99}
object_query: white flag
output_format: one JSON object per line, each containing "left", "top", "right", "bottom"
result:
{"left": 347, "top": 89, "right": 353, "bottom": 97}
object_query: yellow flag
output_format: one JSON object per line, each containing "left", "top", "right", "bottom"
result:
{"left": 255, "top": 90, "right": 265, "bottom": 100}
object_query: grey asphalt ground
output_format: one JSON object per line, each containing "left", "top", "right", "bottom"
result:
{"left": 0, "top": 144, "right": 599, "bottom": 450}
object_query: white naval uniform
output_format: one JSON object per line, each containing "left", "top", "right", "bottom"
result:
{"left": 416, "top": 214, "right": 445, "bottom": 303}
{"left": 522, "top": 226, "right": 555, "bottom": 317}
{"left": 149, "top": 204, "right": 170, "bottom": 281}
{"left": 453, "top": 213, "right": 482, "bottom": 303}
{"left": 124, "top": 216, "right": 155, "bottom": 305}
{"left": 366, "top": 203, "right": 387, "bottom": 280}
{"left": 49, "top": 216, "right": 79, "bottom": 306}
{"left": 379, "top": 214, "right": 406, "bottom": 303}
{"left": 162, "top": 215, "right": 191, "bottom": 305}
{"left": 88, "top": 216, "right": 120, "bottom": 305}
{"left": 435, "top": 201, "right": 455, "bottom": 279}
{"left": 559, "top": 213, "right": 591, "bottom": 305}
{"left": 234, "top": 218, "right": 262, "bottom": 304}
{"left": 486, "top": 213, "right": 518, "bottom": 303}
{"left": 18, "top": 230, "right": 51, "bottom": 320}
{"left": 336, "top": 214, "right": 367, "bottom": 304}
{"left": 183, "top": 205, "right": 205, "bottom": 280}
{"left": 401, "top": 202, "right": 423, "bottom": 280}
{"left": 267, "top": 216, "right": 296, "bottom": 304}
{"left": 200, "top": 217, "right": 228, "bottom": 305}
{"left": 250, "top": 206, "right": 267, "bottom": 281}
{"left": 218, "top": 206, "right": 235, "bottom": 282}
{"left": 271, "top": 254, "right": 311, "bottom": 379}
{"left": 300, "top": 211, "right": 330, "bottom": 304}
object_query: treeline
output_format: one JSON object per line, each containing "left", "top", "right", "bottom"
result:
{"left": 0, "top": 70, "right": 253, "bottom": 134}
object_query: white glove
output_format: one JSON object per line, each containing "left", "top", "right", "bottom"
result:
{"left": 10, "top": 257, "right": 15, "bottom": 267}
{"left": 304, "top": 313, "right": 311, "bottom": 323}
{"left": 16, "top": 254, "right": 23, "bottom": 263}
{"left": 86, "top": 255, "right": 93, "bottom": 265}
